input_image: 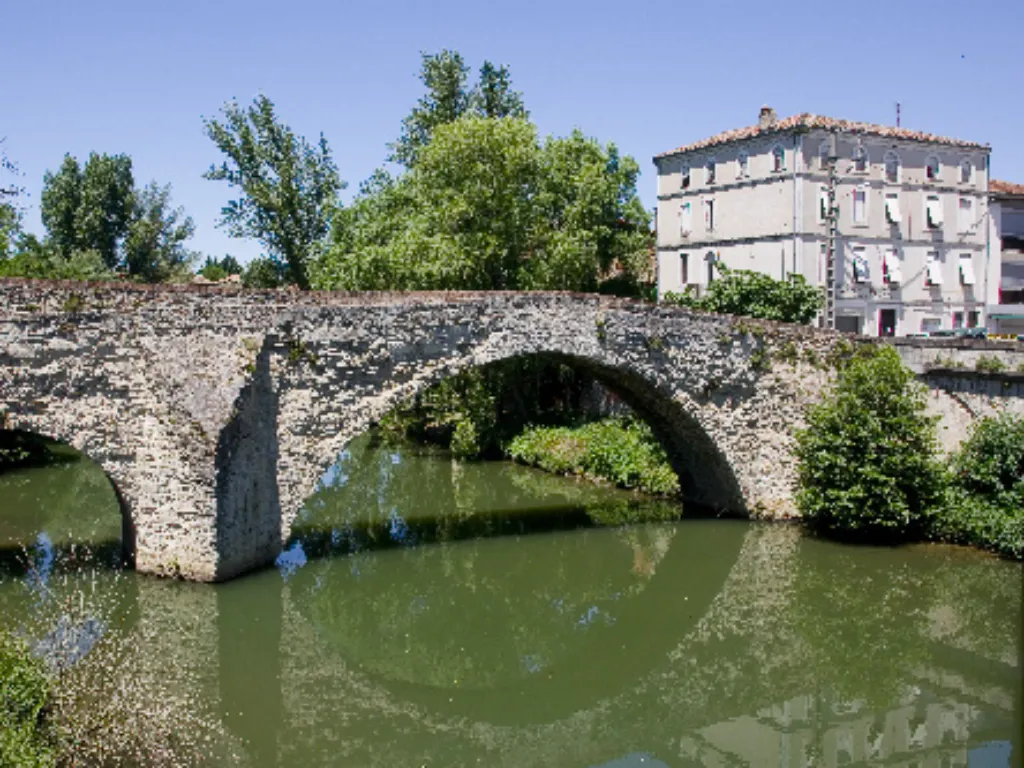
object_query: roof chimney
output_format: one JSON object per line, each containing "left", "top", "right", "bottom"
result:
{"left": 759, "top": 105, "right": 778, "bottom": 129}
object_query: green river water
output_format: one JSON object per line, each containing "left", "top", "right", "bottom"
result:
{"left": 0, "top": 433, "right": 1020, "bottom": 767}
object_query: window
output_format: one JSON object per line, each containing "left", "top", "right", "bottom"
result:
{"left": 926, "top": 251, "right": 943, "bottom": 285}
{"left": 705, "top": 251, "right": 716, "bottom": 284}
{"left": 960, "top": 158, "right": 973, "bottom": 185}
{"left": 851, "top": 246, "right": 869, "bottom": 283}
{"left": 852, "top": 186, "right": 868, "bottom": 225}
{"left": 705, "top": 158, "right": 716, "bottom": 185}
{"left": 926, "top": 195, "right": 943, "bottom": 228}
{"left": 853, "top": 145, "right": 867, "bottom": 173}
{"left": 680, "top": 253, "right": 689, "bottom": 286}
{"left": 818, "top": 185, "right": 829, "bottom": 223}
{"left": 884, "top": 151, "right": 900, "bottom": 183}
{"left": 681, "top": 163, "right": 691, "bottom": 189}
{"left": 704, "top": 198, "right": 715, "bottom": 231}
{"left": 922, "top": 317, "right": 941, "bottom": 333}
{"left": 883, "top": 249, "right": 902, "bottom": 284}
{"left": 967, "top": 310, "right": 980, "bottom": 328}
{"left": 885, "top": 192, "right": 901, "bottom": 224}
{"left": 959, "top": 254, "right": 976, "bottom": 285}
{"left": 737, "top": 150, "right": 749, "bottom": 179}
{"left": 818, "top": 140, "right": 830, "bottom": 170}
{"left": 952, "top": 311, "right": 964, "bottom": 329}
{"left": 926, "top": 156, "right": 940, "bottom": 181}
{"left": 679, "top": 202, "right": 692, "bottom": 237}
{"left": 957, "top": 197, "right": 974, "bottom": 232}
{"left": 772, "top": 145, "right": 785, "bottom": 173}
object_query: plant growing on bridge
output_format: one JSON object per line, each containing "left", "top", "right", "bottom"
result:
{"left": 663, "top": 264, "right": 823, "bottom": 324}
{"left": 203, "top": 94, "right": 344, "bottom": 289}
{"left": 794, "top": 346, "right": 945, "bottom": 541}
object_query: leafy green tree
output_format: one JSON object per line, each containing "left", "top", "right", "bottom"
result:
{"left": 472, "top": 61, "right": 527, "bottom": 119}
{"left": 198, "top": 254, "right": 243, "bottom": 281}
{"left": 794, "top": 346, "right": 945, "bottom": 540}
{"left": 241, "top": 256, "right": 287, "bottom": 288}
{"left": 76, "top": 154, "right": 135, "bottom": 268}
{"left": 390, "top": 50, "right": 472, "bottom": 167}
{"left": 203, "top": 94, "right": 344, "bottom": 289}
{"left": 0, "top": 201, "right": 19, "bottom": 259}
{"left": 40, "top": 154, "right": 86, "bottom": 259}
{"left": 390, "top": 51, "right": 527, "bottom": 167}
{"left": 123, "top": 182, "right": 196, "bottom": 282}
{"left": 663, "top": 263, "right": 822, "bottom": 324}
{"left": 315, "top": 117, "right": 652, "bottom": 293}
{"left": 0, "top": 632, "right": 56, "bottom": 767}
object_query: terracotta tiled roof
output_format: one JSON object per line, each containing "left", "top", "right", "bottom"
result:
{"left": 991, "top": 179, "right": 1024, "bottom": 197}
{"left": 654, "top": 113, "right": 988, "bottom": 159}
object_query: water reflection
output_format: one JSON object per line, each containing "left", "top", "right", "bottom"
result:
{"left": 0, "top": 433, "right": 1019, "bottom": 766}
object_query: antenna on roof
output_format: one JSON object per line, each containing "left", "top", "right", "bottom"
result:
{"left": 896, "top": 102, "right": 901, "bottom": 128}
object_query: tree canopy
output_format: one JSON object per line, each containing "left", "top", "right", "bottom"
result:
{"left": 203, "top": 94, "right": 344, "bottom": 289}
{"left": 389, "top": 50, "right": 526, "bottom": 168}
{"left": 313, "top": 117, "right": 651, "bottom": 293}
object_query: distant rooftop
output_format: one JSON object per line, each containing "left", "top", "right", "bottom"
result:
{"left": 655, "top": 110, "right": 989, "bottom": 160}
{"left": 991, "top": 179, "right": 1024, "bottom": 197}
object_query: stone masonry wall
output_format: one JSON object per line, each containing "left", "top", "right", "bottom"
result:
{"left": 1, "top": 279, "right": 1020, "bottom": 581}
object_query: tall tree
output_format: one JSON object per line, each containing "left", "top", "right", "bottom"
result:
{"left": 40, "top": 155, "right": 84, "bottom": 258}
{"left": 123, "top": 182, "right": 196, "bottom": 282}
{"left": 390, "top": 50, "right": 472, "bottom": 167}
{"left": 76, "top": 153, "right": 135, "bottom": 268}
{"left": 41, "top": 152, "right": 135, "bottom": 266}
{"left": 472, "top": 61, "right": 527, "bottom": 119}
{"left": 203, "top": 94, "right": 343, "bottom": 289}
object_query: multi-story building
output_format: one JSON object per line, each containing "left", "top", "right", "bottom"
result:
{"left": 654, "top": 108, "right": 994, "bottom": 336}
{"left": 988, "top": 179, "right": 1024, "bottom": 335}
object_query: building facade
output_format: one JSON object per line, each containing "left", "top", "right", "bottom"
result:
{"left": 988, "top": 179, "right": 1024, "bottom": 335}
{"left": 654, "top": 108, "right": 995, "bottom": 336}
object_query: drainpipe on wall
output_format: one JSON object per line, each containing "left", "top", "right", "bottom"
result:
{"left": 792, "top": 133, "right": 801, "bottom": 279}
{"left": 984, "top": 150, "right": 991, "bottom": 329}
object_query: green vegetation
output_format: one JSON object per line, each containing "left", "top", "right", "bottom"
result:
{"left": 311, "top": 52, "right": 652, "bottom": 296}
{"left": 663, "top": 263, "right": 823, "bottom": 324}
{"left": 1, "top": 151, "right": 196, "bottom": 283}
{"left": 932, "top": 413, "right": 1024, "bottom": 559}
{"left": 795, "top": 346, "right": 1023, "bottom": 559}
{"left": 507, "top": 418, "right": 679, "bottom": 496}
{"left": 794, "top": 346, "right": 945, "bottom": 540}
{"left": 203, "top": 94, "right": 344, "bottom": 290}
{"left": 197, "top": 254, "right": 242, "bottom": 282}
{"left": 0, "top": 633, "right": 56, "bottom": 768}
{"left": 974, "top": 354, "right": 1007, "bottom": 373}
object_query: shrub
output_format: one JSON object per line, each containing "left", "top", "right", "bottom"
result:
{"left": 663, "top": 263, "right": 823, "bottom": 324}
{"left": 507, "top": 417, "right": 679, "bottom": 496}
{"left": 932, "top": 414, "right": 1024, "bottom": 559}
{"left": 0, "top": 633, "right": 56, "bottom": 768}
{"left": 974, "top": 355, "right": 1007, "bottom": 374}
{"left": 794, "top": 346, "right": 945, "bottom": 540}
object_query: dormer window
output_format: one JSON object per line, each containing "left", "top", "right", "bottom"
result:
{"left": 705, "top": 158, "right": 716, "bottom": 185}
{"left": 737, "top": 150, "right": 749, "bottom": 179}
{"left": 960, "top": 158, "right": 973, "bottom": 185}
{"left": 772, "top": 145, "right": 785, "bottom": 173}
{"left": 818, "top": 140, "right": 830, "bottom": 170}
{"left": 926, "top": 156, "right": 941, "bottom": 181}
{"left": 884, "top": 151, "right": 900, "bottom": 183}
{"left": 853, "top": 145, "right": 867, "bottom": 173}
{"left": 681, "top": 163, "right": 691, "bottom": 189}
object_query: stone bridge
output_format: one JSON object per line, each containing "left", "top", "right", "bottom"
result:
{"left": 1, "top": 280, "right": 1021, "bottom": 581}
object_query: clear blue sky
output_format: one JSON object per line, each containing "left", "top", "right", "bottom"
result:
{"left": 3, "top": 0, "right": 1021, "bottom": 264}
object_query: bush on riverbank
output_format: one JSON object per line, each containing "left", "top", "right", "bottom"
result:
{"left": 794, "top": 346, "right": 946, "bottom": 541}
{"left": 0, "top": 633, "right": 56, "bottom": 768}
{"left": 931, "top": 413, "right": 1024, "bottom": 559}
{"left": 507, "top": 417, "right": 679, "bottom": 496}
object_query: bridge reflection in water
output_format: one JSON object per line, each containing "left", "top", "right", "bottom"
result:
{"left": 0, "top": 434, "right": 1020, "bottom": 766}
